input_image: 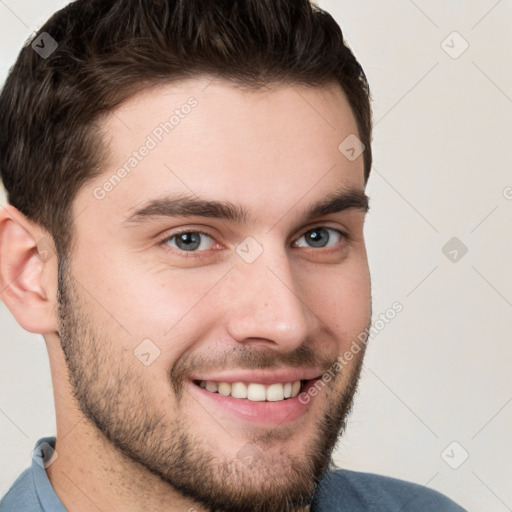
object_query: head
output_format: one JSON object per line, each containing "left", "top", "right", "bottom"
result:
{"left": 0, "top": 1, "right": 373, "bottom": 511}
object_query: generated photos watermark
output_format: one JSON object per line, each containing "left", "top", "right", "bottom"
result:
{"left": 298, "top": 301, "right": 403, "bottom": 404}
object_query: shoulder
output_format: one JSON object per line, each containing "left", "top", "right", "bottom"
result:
{"left": 312, "top": 468, "right": 466, "bottom": 511}
{"left": 0, "top": 467, "right": 43, "bottom": 512}
{"left": 1, "top": 437, "right": 64, "bottom": 512}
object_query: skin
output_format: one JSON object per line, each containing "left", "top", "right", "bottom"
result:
{"left": 0, "top": 77, "right": 371, "bottom": 511}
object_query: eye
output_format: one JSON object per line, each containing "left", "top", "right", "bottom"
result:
{"left": 162, "top": 231, "right": 216, "bottom": 252}
{"left": 294, "top": 227, "right": 345, "bottom": 249}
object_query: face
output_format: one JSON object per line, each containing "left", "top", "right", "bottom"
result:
{"left": 57, "top": 78, "right": 371, "bottom": 511}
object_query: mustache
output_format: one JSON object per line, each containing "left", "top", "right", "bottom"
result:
{"left": 169, "top": 344, "right": 340, "bottom": 399}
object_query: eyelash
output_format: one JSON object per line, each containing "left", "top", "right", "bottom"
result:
{"left": 159, "top": 226, "right": 349, "bottom": 256}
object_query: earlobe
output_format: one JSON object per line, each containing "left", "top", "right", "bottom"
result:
{"left": 0, "top": 203, "right": 59, "bottom": 334}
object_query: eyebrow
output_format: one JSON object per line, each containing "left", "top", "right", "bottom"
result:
{"left": 122, "top": 187, "right": 369, "bottom": 226}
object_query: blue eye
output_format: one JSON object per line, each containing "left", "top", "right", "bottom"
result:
{"left": 164, "top": 231, "right": 215, "bottom": 252}
{"left": 162, "top": 227, "right": 346, "bottom": 255}
{"left": 294, "top": 227, "right": 344, "bottom": 248}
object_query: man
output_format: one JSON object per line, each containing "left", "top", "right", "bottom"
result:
{"left": 0, "top": 1, "right": 465, "bottom": 510}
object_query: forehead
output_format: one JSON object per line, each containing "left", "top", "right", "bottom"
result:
{"left": 75, "top": 77, "right": 365, "bottom": 230}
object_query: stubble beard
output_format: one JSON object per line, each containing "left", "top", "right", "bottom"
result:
{"left": 56, "top": 257, "right": 368, "bottom": 512}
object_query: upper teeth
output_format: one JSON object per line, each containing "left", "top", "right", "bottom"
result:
{"left": 198, "top": 380, "right": 302, "bottom": 401}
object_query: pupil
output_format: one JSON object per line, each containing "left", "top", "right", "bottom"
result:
{"left": 177, "top": 233, "right": 200, "bottom": 251}
{"left": 307, "top": 229, "right": 328, "bottom": 248}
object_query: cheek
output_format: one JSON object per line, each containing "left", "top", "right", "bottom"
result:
{"left": 107, "top": 261, "right": 232, "bottom": 361}
{"left": 77, "top": 234, "right": 370, "bottom": 364}
{"left": 299, "top": 259, "right": 371, "bottom": 343}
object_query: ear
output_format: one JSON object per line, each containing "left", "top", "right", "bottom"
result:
{"left": 0, "top": 203, "right": 59, "bottom": 334}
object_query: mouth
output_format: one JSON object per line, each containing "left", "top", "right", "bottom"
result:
{"left": 187, "top": 370, "right": 325, "bottom": 425}
{"left": 192, "top": 379, "right": 311, "bottom": 402}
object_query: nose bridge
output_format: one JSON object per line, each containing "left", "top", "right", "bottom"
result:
{"left": 225, "top": 241, "right": 318, "bottom": 348}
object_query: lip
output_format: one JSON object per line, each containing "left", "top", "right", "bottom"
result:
{"left": 186, "top": 376, "right": 322, "bottom": 426}
{"left": 188, "top": 367, "right": 324, "bottom": 385}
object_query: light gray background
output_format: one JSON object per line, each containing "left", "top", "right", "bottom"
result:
{"left": 1, "top": 1, "right": 511, "bottom": 510}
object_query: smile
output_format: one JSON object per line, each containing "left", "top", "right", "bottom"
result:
{"left": 187, "top": 369, "right": 324, "bottom": 424}
{"left": 194, "top": 380, "right": 308, "bottom": 401}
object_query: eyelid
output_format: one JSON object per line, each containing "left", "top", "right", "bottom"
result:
{"left": 294, "top": 223, "right": 349, "bottom": 242}
{"left": 293, "top": 226, "right": 349, "bottom": 248}
{"left": 159, "top": 228, "right": 219, "bottom": 254}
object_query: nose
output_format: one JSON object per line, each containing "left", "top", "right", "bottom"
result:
{"left": 224, "top": 244, "right": 320, "bottom": 351}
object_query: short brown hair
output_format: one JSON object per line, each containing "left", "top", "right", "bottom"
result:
{"left": 0, "top": 0, "right": 372, "bottom": 259}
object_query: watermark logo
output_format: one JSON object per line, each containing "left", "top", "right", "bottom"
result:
{"left": 134, "top": 338, "right": 161, "bottom": 366}
{"left": 441, "top": 441, "right": 469, "bottom": 469}
{"left": 236, "top": 236, "right": 264, "bottom": 264}
{"left": 31, "top": 32, "right": 58, "bottom": 59}
{"left": 32, "top": 441, "right": 58, "bottom": 469}
{"left": 442, "top": 237, "right": 468, "bottom": 263}
{"left": 339, "top": 134, "right": 365, "bottom": 162}
{"left": 36, "top": 237, "right": 55, "bottom": 263}
{"left": 236, "top": 443, "right": 264, "bottom": 469}
{"left": 441, "top": 31, "right": 469, "bottom": 60}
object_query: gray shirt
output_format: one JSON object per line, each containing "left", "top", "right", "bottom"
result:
{"left": 1, "top": 437, "right": 466, "bottom": 511}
